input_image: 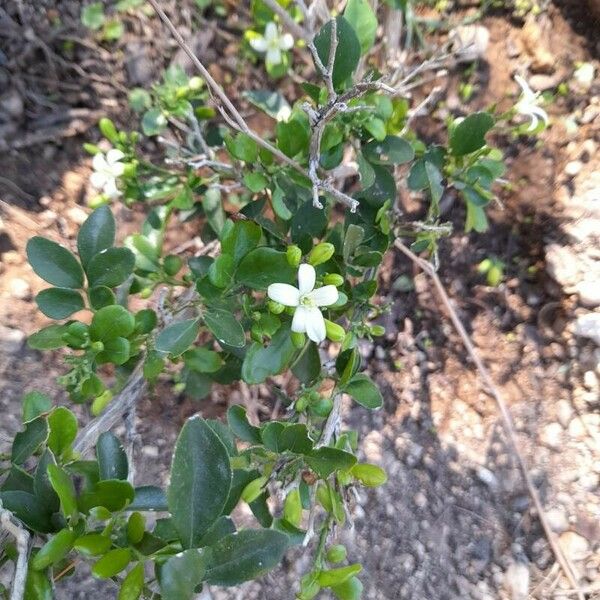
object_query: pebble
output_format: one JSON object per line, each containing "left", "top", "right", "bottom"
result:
{"left": 545, "top": 508, "right": 569, "bottom": 533}
{"left": 540, "top": 422, "right": 563, "bottom": 450}
{"left": 583, "top": 370, "right": 598, "bottom": 391}
{"left": 564, "top": 160, "right": 583, "bottom": 177}
{"left": 8, "top": 277, "right": 31, "bottom": 300}
{"left": 504, "top": 562, "right": 530, "bottom": 600}
{"left": 577, "top": 280, "right": 600, "bottom": 308}
{"left": 0, "top": 325, "right": 25, "bottom": 354}
{"left": 558, "top": 531, "right": 590, "bottom": 561}
{"left": 556, "top": 399, "right": 573, "bottom": 428}
{"left": 476, "top": 467, "right": 498, "bottom": 489}
{"left": 413, "top": 492, "right": 427, "bottom": 509}
{"left": 141, "top": 445, "right": 159, "bottom": 458}
{"left": 66, "top": 206, "right": 89, "bottom": 226}
{"left": 450, "top": 25, "right": 490, "bottom": 62}
{"left": 574, "top": 313, "right": 600, "bottom": 346}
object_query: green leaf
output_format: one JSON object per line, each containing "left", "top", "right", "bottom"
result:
{"left": 32, "top": 528, "right": 76, "bottom": 571}
{"left": 276, "top": 117, "right": 310, "bottom": 158}
{"left": 331, "top": 576, "right": 363, "bottom": 600}
{"left": 343, "top": 224, "right": 365, "bottom": 262}
{"left": 102, "top": 18, "right": 124, "bottom": 41}
{"left": 450, "top": 112, "right": 494, "bottom": 156}
{"left": 92, "top": 548, "right": 131, "bottom": 579}
{"left": 128, "top": 485, "right": 168, "bottom": 511}
{"left": 97, "top": 432, "right": 128, "bottom": 481}
{"left": 198, "top": 515, "right": 236, "bottom": 547}
{"left": 208, "top": 254, "right": 235, "bottom": 288}
{"left": 47, "top": 464, "right": 78, "bottom": 521}
{"left": 34, "top": 451, "right": 59, "bottom": 513}
{"left": 203, "top": 187, "right": 226, "bottom": 235}
{"left": 28, "top": 324, "right": 68, "bottom": 350}
{"left": 12, "top": 417, "right": 48, "bottom": 464}
{"left": 79, "top": 480, "right": 135, "bottom": 513}
{"left": 2, "top": 465, "right": 33, "bottom": 493}
{"left": 128, "top": 88, "right": 152, "bottom": 113}
{"left": 227, "top": 406, "right": 261, "bottom": 444}
{"left": 168, "top": 417, "right": 232, "bottom": 548}
{"left": 291, "top": 342, "right": 321, "bottom": 384}
{"left": 237, "top": 248, "right": 296, "bottom": 290}
{"left": 26, "top": 237, "right": 84, "bottom": 289}
{"left": 203, "top": 309, "right": 245, "bottom": 348}
{"left": 24, "top": 566, "right": 53, "bottom": 600}
{"left": 22, "top": 391, "right": 52, "bottom": 423}
{"left": 425, "top": 161, "right": 444, "bottom": 209}
{"left": 35, "top": 288, "right": 84, "bottom": 319}
{"left": 243, "top": 90, "right": 291, "bottom": 121}
{"left": 465, "top": 199, "right": 488, "bottom": 233}
{"left": 78, "top": 206, "right": 115, "bottom": 268}
{"left": 363, "top": 136, "right": 414, "bottom": 165}
{"left": 244, "top": 172, "right": 268, "bottom": 193}
{"left": 314, "top": 17, "right": 361, "bottom": 90}
{"left": 306, "top": 447, "right": 357, "bottom": 478}
{"left": 225, "top": 132, "right": 258, "bottom": 162}
{"left": 47, "top": 407, "right": 78, "bottom": 457}
{"left": 160, "top": 549, "right": 207, "bottom": 600}
{"left": 81, "top": 2, "right": 104, "bottom": 29}
{"left": 221, "top": 221, "right": 262, "bottom": 265}
{"left": 318, "top": 564, "right": 362, "bottom": 587}
{"left": 96, "top": 336, "right": 131, "bottom": 365}
{"left": 118, "top": 563, "right": 144, "bottom": 600}
{"left": 74, "top": 533, "right": 112, "bottom": 557}
{"left": 351, "top": 463, "right": 387, "bottom": 487}
{"left": 344, "top": 0, "right": 377, "bottom": 54}
{"left": 278, "top": 423, "right": 314, "bottom": 454}
{"left": 90, "top": 305, "right": 135, "bottom": 341}
{"left": 0, "top": 491, "right": 53, "bottom": 533}
{"left": 184, "top": 347, "right": 224, "bottom": 373}
{"left": 156, "top": 319, "right": 200, "bottom": 356}
{"left": 241, "top": 325, "right": 296, "bottom": 384}
{"left": 343, "top": 373, "right": 383, "bottom": 409}
{"left": 86, "top": 247, "right": 135, "bottom": 288}
{"left": 141, "top": 108, "right": 167, "bottom": 136}
{"left": 204, "top": 529, "right": 289, "bottom": 586}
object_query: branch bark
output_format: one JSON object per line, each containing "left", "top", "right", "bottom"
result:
{"left": 0, "top": 506, "right": 30, "bottom": 600}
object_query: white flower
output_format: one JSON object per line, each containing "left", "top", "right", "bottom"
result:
{"left": 90, "top": 149, "right": 125, "bottom": 198}
{"left": 249, "top": 22, "right": 294, "bottom": 67}
{"left": 514, "top": 75, "right": 548, "bottom": 132}
{"left": 268, "top": 264, "right": 339, "bottom": 343}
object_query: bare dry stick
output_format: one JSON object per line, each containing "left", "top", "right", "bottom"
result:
{"left": 393, "top": 239, "right": 585, "bottom": 600}
{"left": 0, "top": 506, "right": 30, "bottom": 600}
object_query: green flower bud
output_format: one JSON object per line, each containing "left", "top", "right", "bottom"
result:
{"left": 323, "top": 273, "right": 344, "bottom": 287}
{"left": 298, "top": 574, "right": 321, "bottom": 600}
{"left": 98, "top": 117, "right": 118, "bottom": 143}
{"left": 326, "top": 544, "right": 347, "bottom": 564}
{"left": 291, "top": 331, "right": 305, "bottom": 348}
{"left": 308, "top": 242, "right": 335, "bottom": 266}
{"left": 286, "top": 245, "right": 302, "bottom": 267}
{"left": 90, "top": 341, "right": 104, "bottom": 353}
{"left": 140, "top": 287, "right": 153, "bottom": 299}
{"left": 295, "top": 396, "right": 309, "bottom": 412}
{"left": 122, "top": 162, "right": 136, "bottom": 178}
{"left": 67, "top": 321, "right": 88, "bottom": 339}
{"left": 331, "top": 576, "right": 363, "bottom": 600}
{"left": 241, "top": 476, "right": 267, "bottom": 503}
{"left": 164, "top": 255, "right": 183, "bottom": 276}
{"left": 370, "top": 325, "right": 385, "bottom": 337}
{"left": 267, "top": 300, "right": 285, "bottom": 315}
{"left": 325, "top": 319, "right": 345, "bottom": 343}
{"left": 283, "top": 488, "right": 302, "bottom": 527}
{"left": 88, "top": 194, "right": 108, "bottom": 209}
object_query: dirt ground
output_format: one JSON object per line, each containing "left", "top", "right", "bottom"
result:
{"left": 1, "top": 1, "right": 599, "bottom": 599}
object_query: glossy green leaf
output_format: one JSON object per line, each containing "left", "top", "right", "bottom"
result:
{"left": 450, "top": 112, "right": 494, "bottom": 156}
{"left": 89, "top": 285, "right": 116, "bottom": 310}
{"left": 306, "top": 447, "right": 357, "bottom": 478}
{"left": 227, "top": 405, "right": 262, "bottom": 444}
{"left": 343, "top": 373, "right": 383, "bottom": 409}
{"left": 118, "top": 563, "right": 144, "bottom": 600}
{"left": 160, "top": 549, "right": 207, "bottom": 600}
{"left": 344, "top": 0, "right": 377, "bottom": 54}
{"left": 2, "top": 465, "right": 33, "bottom": 493}
{"left": 278, "top": 423, "right": 314, "bottom": 454}
{"left": 34, "top": 450, "right": 59, "bottom": 512}
{"left": 208, "top": 254, "right": 235, "bottom": 288}
{"left": 35, "top": 288, "right": 84, "bottom": 319}
{"left": 127, "top": 512, "right": 145, "bottom": 544}
{"left": 203, "top": 187, "right": 226, "bottom": 235}
{"left": 168, "top": 417, "right": 232, "bottom": 548}
{"left": 90, "top": 304, "right": 135, "bottom": 341}
{"left": 97, "top": 431, "right": 128, "bottom": 481}
{"left": 242, "top": 325, "right": 296, "bottom": 384}
{"left": 74, "top": 533, "right": 112, "bottom": 557}
{"left": 128, "top": 485, "right": 168, "bottom": 511}
{"left": 92, "top": 548, "right": 131, "bottom": 579}
{"left": 28, "top": 324, "right": 68, "bottom": 350}
{"left": 221, "top": 221, "right": 262, "bottom": 265}
{"left": 79, "top": 480, "right": 135, "bottom": 513}
{"left": 319, "top": 564, "right": 362, "bottom": 587}
{"left": 0, "top": 491, "right": 53, "bottom": 533}
{"left": 22, "top": 391, "right": 52, "bottom": 423}
{"left": 198, "top": 515, "right": 236, "bottom": 547}
{"left": 203, "top": 309, "right": 245, "bottom": 348}
{"left": 78, "top": 206, "right": 115, "bottom": 268}
{"left": 24, "top": 566, "right": 53, "bottom": 600}
{"left": 184, "top": 347, "right": 224, "bottom": 373}
{"left": 331, "top": 576, "right": 364, "bottom": 600}
{"left": 225, "top": 132, "right": 258, "bottom": 162}
{"left": 32, "top": 528, "right": 76, "bottom": 571}
{"left": 291, "top": 342, "right": 321, "bottom": 384}
{"left": 351, "top": 463, "right": 387, "bottom": 487}
{"left": 47, "top": 407, "right": 78, "bottom": 457}
{"left": 96, "top": 336, "right": 131, "bottom": 365}
{"left": 314, "top": 17, "right": 361, "bottom": 90}
{"left": 86, "top": 247, "right": 135, "bottom": 288}
{"left": 12, "top": 417, "right": 48, "bottom": 464}
{"left": 156, "top": 319, "right": 200, "bottom": 356}
{"left": 26, "top": 237, "right": 84, "bottom": 289}
{"left": 142, "top": 108, "right": 167, "bottom": 136}
{"left": 243, "top": 89, "right": 291, "bottom": 121}
{"left": 236, "top": 247, "right": 296, "bottom": 290}
{"left": 363, "top": 136, "right": 414, "bottom": 165}
{"left": 204, "top": 529, "right": 289, "bottom": 586}
{"left": 47, "top": 464, "right": 78, "bottom": 521}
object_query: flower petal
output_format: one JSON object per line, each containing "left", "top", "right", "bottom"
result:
{"left": 250, "top": 36, "right": 267, "bottom": 52}
{"left": 266, "top": 47, "right": 282, "bottom": 66}
{"left": 297, "top": 263, "right": 315, "bottom": 295}
{"left": 304, "top": 307, "right": 326, "bottom": 343}
{"left": 307, "top": 285, "right": 338, "bottom": 307}
{"left": 267, "top": 283, "right": 300, "bottom": 306}
{"left": 264, "top": 22, "right": 278, "bottom": 42}
{"left": 106, "top": 149, "right": 125, "bottom": 165}
{"left": 530, "top": 106, "right": 548, "bottom": 127}
{"left": 92, "top": 153, "right": 108, "bottom": 172}
{"left": 291, "top": 305, "right": 308, "bottom": 333}
{"left": 109, "top": 162, "right": 125, "bottom": 177}
{"left": 90, "top": 171, "right": 107, "bottom": 189}
{"left": 104, "top": 178, "right": 120, "bottom": 198}
{"left": 280, "top": 33, "right": 294, "bottom": 50}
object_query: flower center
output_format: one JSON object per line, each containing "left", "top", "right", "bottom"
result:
{"left": 300, "top": 294, "right": 315, "bottom": 308}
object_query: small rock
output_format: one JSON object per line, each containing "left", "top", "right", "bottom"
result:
{"left": 577, "top": 280, "right": 600, "bottom": 308}
{"left": 583, "top": 370, "right": 598, "bottom": 391}
{"left": 558, "top": 531, "right": 590, "bottom": 561}
{"left": 405, "top": 441, "right": 424, "bottom": 468}
{"left": 450, "top": 25, "right": 490, "bottom": 62}
{"left": 556, "top": 400, "right": 573, "bottom": 428}
{"left": 477, "top": 467, "right": 498, "bottom": 489}
{"left": 540, "top": 422, "right": 563, "bottom": 450}
{"left": 413, "top": 492, "right": 427, "bottom": 509}
{"left": 0, "top": 325, "right": 25, "bottom": 354}
{"left": 8, "top": 277, "right": 31, "bottom": 300}
{"left": 579, "top": 472, "right": 599, "bottom": 491}
{"left": 545, "top": 508, "right": 569, "bottom": 533}
{"left": 573, "top": 62, "right": 595, "bottom": 91}
{"left": 564, "top": 160, "right": 583, "bottom": 177}
{"left": 574, "top": 313, "right": 600, "bottom": 346}
{"left": 504, "top": 562, "right": 530, "bottom": 600}
{"left": 66, "top": 206, "right": 89, "bottom": 226}
{"left": 141, "top": 445, "right": 159, "bottom": 458}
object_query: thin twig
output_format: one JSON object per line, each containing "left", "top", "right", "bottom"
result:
{"left": 0, "top": 506, "right": 30, "bottom": 600}
{"left": 393, "top": 239, "right": 585, "bottom": 600}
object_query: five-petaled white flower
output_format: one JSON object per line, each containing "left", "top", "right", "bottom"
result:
{"left": 268, "top": 264, "right": 339, "bottom": 343}
{"left": 90, "top": 149, "right": 125, "bottom": 198}
{"left": 249, "top": 22, "right": 294, "bottom": 67}
{"left": 514, "top": 75, "right": 548, "bottom": 132}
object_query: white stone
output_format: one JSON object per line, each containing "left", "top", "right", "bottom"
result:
{"left": 540, "top": 422, "right": 563, "bottom": 450}
{"left": 558, "top": 531, "right": 590, "bottom": 561}
{"left": 564, "top": 160, "right": 583, "bottom": 177}
{"left": 556, "top": 399, "right": 573, "bottom": 428}
{"left": 574, "top": 313, "right": 600, "bottom": 346}
{"left": 0, "top": 326, "right": 25, "bottom": 354}
{"left": 545, "top": 508, "right": 569, "bottom": 533}
{"left": 8, "top": 277, "right": 31, "bottom": 300}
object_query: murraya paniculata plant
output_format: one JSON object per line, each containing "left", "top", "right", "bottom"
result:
{"left": 0, "top": 1, "right": 546, "bottom": 598}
